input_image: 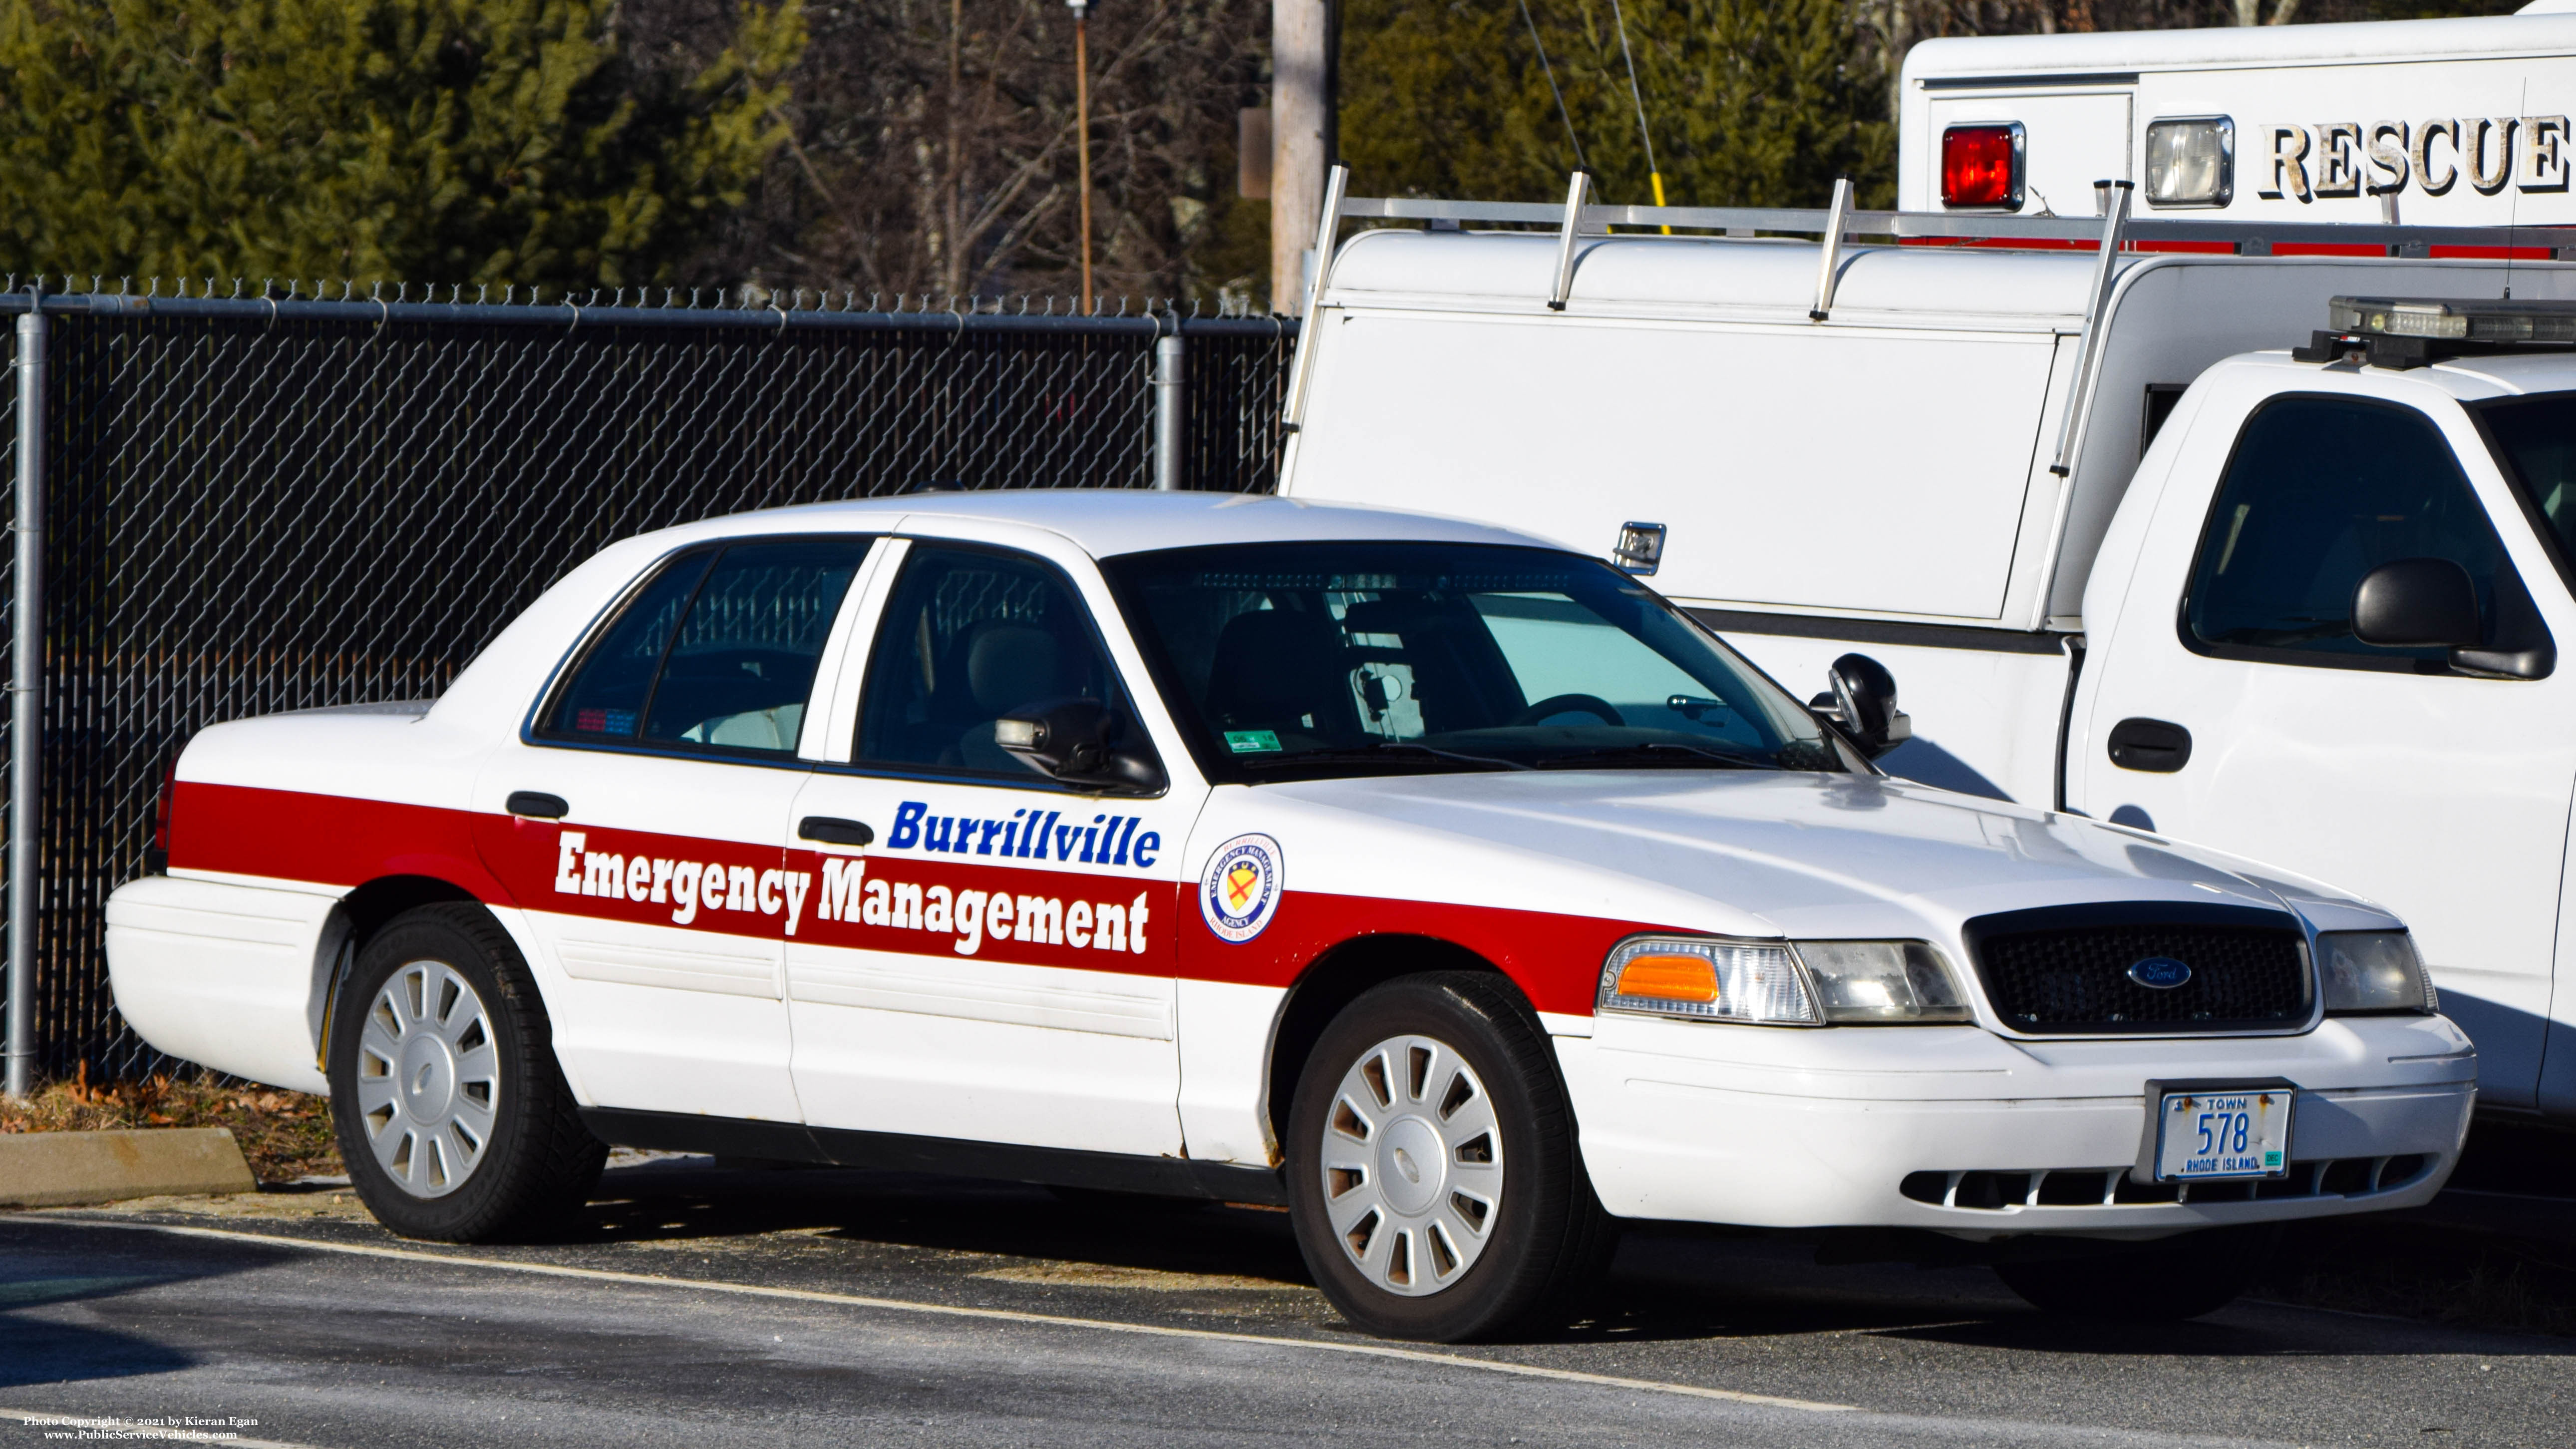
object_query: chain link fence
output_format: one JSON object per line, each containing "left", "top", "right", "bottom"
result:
{"left": 0, "top": 288, "right": 1296, "bottom": 1082}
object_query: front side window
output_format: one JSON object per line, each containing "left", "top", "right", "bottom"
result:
{"left": 540, "top": 536, "right": 873, "bottom": 757}
{"left": 2475, "top": 391, "right": 2576, "bottom": 587}
{"left": 1104, "top": 541, "right": 1839, "bottom": 781}
{"left": 2185, "top": 395, "right": 2537, "bottom": 667}
{"left": 855, "top": 544, "right": 1138, "bottom": 779}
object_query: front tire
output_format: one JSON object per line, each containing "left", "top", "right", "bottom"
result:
{"left": 1286, "top": 972, "right": 1613, "bottom": 1342}
{"left": 1994, "top": 1225, "right": 2277, "bottom": 1321}
{"left": 328, "top": 903, "right": 604, "bottom": 1242}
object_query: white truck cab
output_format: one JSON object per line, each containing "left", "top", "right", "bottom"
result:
{"left": 1277, "top": 181, "right": 2576, "bottom": 1125}
{"left": 1902, "top": 2, "right": 2576, "bottom": 226}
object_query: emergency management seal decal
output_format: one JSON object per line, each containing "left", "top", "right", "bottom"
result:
{"left": 1201, "top": 833, "right": 1285, "bottom": 944}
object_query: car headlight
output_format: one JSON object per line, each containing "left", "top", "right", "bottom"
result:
{"left": 1597, "top": 936, "right": 1971, "bottom": 1026}
{"left": 2319, "top": 930, "right": 2437, "bottom": 1015}
{"left": 1795, "top": 941, "right": 1973, "bottom": 1024}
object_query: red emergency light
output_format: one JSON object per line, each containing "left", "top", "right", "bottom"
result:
{"left": 1941, "top": 123, "right": 2023, "bottom": 210}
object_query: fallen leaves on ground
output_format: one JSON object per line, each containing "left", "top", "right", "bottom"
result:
{"left": 0, "top": 1065, "right": 340, "bottom": 1184}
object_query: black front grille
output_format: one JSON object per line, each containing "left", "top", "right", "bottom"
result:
{"left": 1964, "top": 904, "right": 2312, "bottom": 1034}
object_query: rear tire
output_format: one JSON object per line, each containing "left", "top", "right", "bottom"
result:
{"left": 1994, "top": 1226, "right": 2276, "bottom": 1321}
{"left": 327, "top": 903, "right": 605, "bottom": 1242}
{"left": 1286, "top": 972, "right": 1614, "bottom": 1342}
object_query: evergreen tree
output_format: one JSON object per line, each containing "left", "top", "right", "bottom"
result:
{"left": 1339, "top": 0, "right": 1892, "bottom": 211}
{"left": 0, "top": 0, "right": 803, "bottom": 290}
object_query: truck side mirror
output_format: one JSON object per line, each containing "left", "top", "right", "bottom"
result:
{"left": 1824, "top": 652, "right": 1913, "bottom": 760}
{"left": 996, "top": 697, "right": 1167, "bottom": 794}
{"left": 2352, "top": 558, "right": 2480, "bottom": 649}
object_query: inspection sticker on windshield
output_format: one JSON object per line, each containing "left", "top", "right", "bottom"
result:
{"left": 2155, "top": 1088, "right": 2292, "bottom": 1181}
{"left": 1201, "top": 834, "right": 1284, "bottom": 944}
{"left": 1224, "top": 730, "right": 1282, "bottom": 754}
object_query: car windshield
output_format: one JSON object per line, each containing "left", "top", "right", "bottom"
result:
{"left": 1103, "top": 541, "right": 1842, "bottom": 780}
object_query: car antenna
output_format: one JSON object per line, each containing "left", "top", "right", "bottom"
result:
{"left": 2508, "top": 78, "right": 2531, "bottom": 300}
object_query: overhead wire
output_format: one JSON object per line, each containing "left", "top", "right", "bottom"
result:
{"left": 1606, "top": 0, "right": 1670, "bottom": 233}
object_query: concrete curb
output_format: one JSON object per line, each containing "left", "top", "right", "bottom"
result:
{"left": 0, "top": 1127, "right": 258, "bottom": 1207}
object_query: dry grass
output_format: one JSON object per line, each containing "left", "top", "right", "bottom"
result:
{"left": 0, "top": 1066, "right": 341, "bottom": 1185}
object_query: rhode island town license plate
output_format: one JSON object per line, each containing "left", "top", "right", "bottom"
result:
{"left": 2155, "top": 1088, "right": 2292, "bottom": 1181}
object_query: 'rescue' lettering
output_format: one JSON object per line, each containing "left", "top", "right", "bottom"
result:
{"left": 2260, "top": 115, "right": 2572, "bottom": 202}
{"left": 553, "top": 830, "right": 818, "bottom": 935}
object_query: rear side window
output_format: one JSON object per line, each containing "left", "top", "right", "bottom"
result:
{"left": 2184, "top": 396, "right": 2535, "bottom": 667}
{"left": 541, "top": 536, "right": 873, "bottom": 756}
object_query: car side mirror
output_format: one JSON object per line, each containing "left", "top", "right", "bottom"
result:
{"left": 996, "top": 697, "right": 1166, "bottom": 794}
{"left": 1820, "top": 652, "right": 1912, "bottom": 760}
{"left": 2352, "top": 558, "right": 2481, "bottom": 650}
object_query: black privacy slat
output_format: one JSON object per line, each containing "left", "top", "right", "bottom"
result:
{"left": 1966, "top": 907, "right": 2311, "bottom": 1035}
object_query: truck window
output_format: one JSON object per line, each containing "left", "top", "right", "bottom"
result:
{"left": 2473, "top": 393, "right": 2576, "bottom": 583}
{"left": 2183, "top": 395, "right": 2533, "bottom": 668}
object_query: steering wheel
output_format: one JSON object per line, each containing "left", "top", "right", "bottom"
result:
{"left": 1510, "top": 693, "right": 1624, "bottom": 728}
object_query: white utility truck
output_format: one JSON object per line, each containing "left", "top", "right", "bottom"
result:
{"left": 1901, "top": 1, "right": 2576, "bottom": 227}
{"left": 1275, "top": 168, "right": 2576, "bottom": 1124}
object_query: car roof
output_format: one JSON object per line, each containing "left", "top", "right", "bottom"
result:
{"left": 2220, "top": 347, "right": 2576, "bottom": 402}
{"left": 666, "top": 489, "right": 1584, "bottom": 560}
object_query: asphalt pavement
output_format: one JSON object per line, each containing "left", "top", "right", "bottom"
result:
{"left": 2, "top": 1154, "right": 2568, "bottom": 1448}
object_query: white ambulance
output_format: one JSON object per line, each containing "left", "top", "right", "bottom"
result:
{"left": 1901, "top": 2, "right": 2576, "bottom": 227}
{"left": 1276, "top": 172, "right": 2576, "bottom": 1130}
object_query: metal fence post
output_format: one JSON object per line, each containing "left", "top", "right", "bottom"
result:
{"left": 1153, "top": 329, "right": 1185, "bottom": 491}
{"left": 3, "top": 308, "right": 42, "bottom": 1100}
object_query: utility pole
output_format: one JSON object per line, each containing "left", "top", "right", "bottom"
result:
{"left": 1271, "top": 0, "right": 1330, "bottom": 314}
{"left": 1069, "top": 0, "right": 1096, "bottom": 314}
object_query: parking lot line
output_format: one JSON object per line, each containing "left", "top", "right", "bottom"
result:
{"left": 50, "top": 1216, "right": 1856, "bottom": 1415}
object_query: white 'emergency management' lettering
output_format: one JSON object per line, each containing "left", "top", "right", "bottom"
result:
{"left": 553, "top": 829, "right": 814, "bottom": 935}
{"left": 810, "top": 857, "right": 1149, "bottom": 959}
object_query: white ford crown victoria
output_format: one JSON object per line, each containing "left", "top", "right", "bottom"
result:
{"left": 106, "top": 492, "right": 2472, "bottom": 1340}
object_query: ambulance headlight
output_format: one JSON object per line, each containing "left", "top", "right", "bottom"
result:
{"left": 1599, "top": 937, "right": 1820, "bottom": 1025}
{"left": 2319, "top": 931, "right": 2438, "bottom": 1015}
{"left": 1794, "top": 941, "right": 1973, "bottom": 1024}
{"left": 2144, "top": 116, "right": 2234, "bottom": 209}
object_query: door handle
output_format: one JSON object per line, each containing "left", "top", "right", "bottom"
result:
{"left": 507, "top": 791, "right": 569, "bottom": 819}
{"left": 2107, "top": 718, "right": 2193, "bottom": 773}
{"left": 799, "top": 816, "right": 874, "bottom": 847}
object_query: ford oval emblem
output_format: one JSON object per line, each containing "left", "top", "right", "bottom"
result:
{"left": 2127, "top": 956, "right": 2193, "bottom": 990}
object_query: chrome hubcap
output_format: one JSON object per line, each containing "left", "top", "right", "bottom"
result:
{"left": 355, "top": 960, "right": 499, "bottom": 1198}
{"left": 1319, "top": 1033, "right": 1503, "bottom": 1296}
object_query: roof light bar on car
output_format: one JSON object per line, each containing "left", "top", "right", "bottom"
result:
{"left": 2329, "top": 296, "right": 2576, "bottom": 343}
{"left": 2295, "top": 295, "right": 2576, "bottom": 369}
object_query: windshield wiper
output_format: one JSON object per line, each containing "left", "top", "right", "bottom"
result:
{"left": 1532, "top": 741, "right": 1781, "bottom": 771}
{"left": 1240, "top": 741, "right": 1534, "bottom": 772}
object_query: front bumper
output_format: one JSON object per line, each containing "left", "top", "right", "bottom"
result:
{"left": 1557, "top": 1013, "right": 2476, "bottom": 1236}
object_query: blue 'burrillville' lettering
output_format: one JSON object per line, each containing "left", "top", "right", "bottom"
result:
{"left": 888, "top": 800, "right": 1160, "bottom": 867}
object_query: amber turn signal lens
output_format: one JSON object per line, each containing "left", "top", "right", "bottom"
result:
{"left": 1612, "top": 953, "right": 1720, "bottom": 1004}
